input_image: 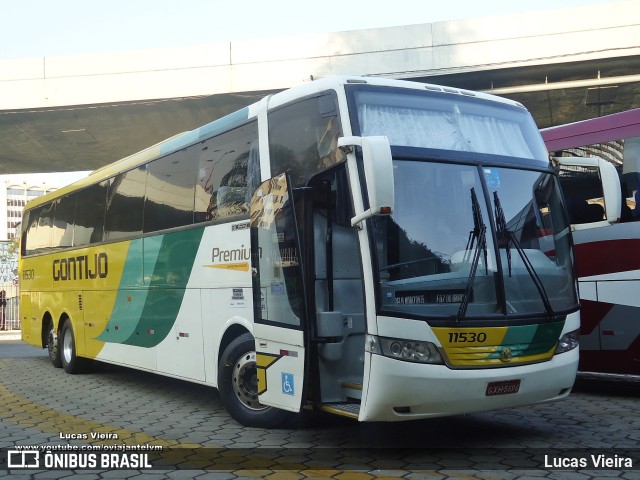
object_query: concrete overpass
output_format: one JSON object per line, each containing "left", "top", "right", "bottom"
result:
{"left": 1, "top": 0, "right": 639, "bottom": 174}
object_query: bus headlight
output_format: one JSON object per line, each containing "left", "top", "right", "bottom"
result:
{"left": 555, "top": 329, "right": 579, "bottom": 354}
{"left": 366, "top": 335, "right": 444, "bottom": 364}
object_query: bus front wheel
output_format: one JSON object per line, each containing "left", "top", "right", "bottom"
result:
{"left": 60, "top": 320, "right": 88, "bottom": 374}
{"left": 217, "top": 333, "right": 291, "bottom": 428}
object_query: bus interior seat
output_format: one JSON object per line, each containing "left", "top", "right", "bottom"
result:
{"left": 567, "top": 198, "right": 590, "bottom": 224}
{"left": 585, "top": 203, "right": 605, "bottom": 222}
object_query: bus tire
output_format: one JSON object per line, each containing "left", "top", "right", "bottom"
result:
{"left": 60, "top": 320, "right": 87, "bottom": 374}
{"left": 217, "top": 332, "right": 291, "bottom": 428}
{"left": 47, "top": 321, "right": 62, "bottom": 368}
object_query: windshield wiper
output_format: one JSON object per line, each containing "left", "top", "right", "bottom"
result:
{"left": 457, "top": 188, "right": 487, "bottom": 322}
{"left": 492, "top": 191, "right": 554, "bottom": 319}
{"left": 493, "top": 191, "right": 512, "bottom": 277}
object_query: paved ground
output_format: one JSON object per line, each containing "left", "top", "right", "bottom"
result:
{"left": 0, "top": 336, "right": 638, "bottom": 479}
{"left": 0, "top": 330, "right": 20, "bottom": 342}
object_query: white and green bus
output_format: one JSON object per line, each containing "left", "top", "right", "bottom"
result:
{"left": 20, "top": 76, "right": 580, "bottom": 427}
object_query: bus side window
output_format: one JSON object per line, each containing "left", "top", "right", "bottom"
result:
{"left": 144, "top": 148, "right": 197, "bottom": 233}
{"left": 621, "top": 173, "right": 640, "bottom": 222}
{"left": 20, "top": 210, "right": 30, "bottom": 256}
{"left": 52, "top": 194, "right": 76, "bottom": 249}
{"left": 25, "top": 203, "right": 55, "bottom": 255}
{"left": 24, "top": 208, "right": 39, "bottom": 255}
{"left": 195, "top": 121, "right": 257, "bottom": 223}
{"left": 268, "top": 91, "right": 344, "bottom": 187}
{"left": 74, "top": 181, "right": 108, "bottom": 246}
{"left": 558, "top": 165, "right": 606, "bottom": 224}
{"left": 104, "top": 167, "right": 146, "bottom": 241}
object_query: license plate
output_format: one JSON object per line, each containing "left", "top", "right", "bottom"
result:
{"left": 486, "top": 379, "right": 521, "bottom": 396}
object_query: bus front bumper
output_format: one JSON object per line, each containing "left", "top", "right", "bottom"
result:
{"left": 359, "top": 348, "right": 578, "bottom": 422}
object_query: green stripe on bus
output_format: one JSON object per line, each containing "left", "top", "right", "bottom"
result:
{"left": 524, "top": 321, "right": 564, "bottom": 355}
{"left": 96, "top": 229, "right": 204, "bottom": 347}
{"left": 96, "top": 239, "right": 150, "bottom": 344}
{"left": 486, "top": 321, "right": 564, "bottom": 359}
{"left": 123, "top": 228, "right": 204, "bottom": 347}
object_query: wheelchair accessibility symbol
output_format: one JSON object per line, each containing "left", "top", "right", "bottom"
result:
{"left": 281, "top": 372, "right": 294, "bottom": 396}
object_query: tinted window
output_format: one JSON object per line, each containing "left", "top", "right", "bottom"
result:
{"left": 52, "top": 195, "right": 76, "bottom": 248}
{"left": 25, "top": 202, "right": 55, "bottom": 254}
{"left": 555, "top": 137, "right": 640, "bottom": 222}
{"left": 195, "top": 122, "right": 258, "bottom": 222}
{"left": 104, "top": 167, "right": 146, "bottom": 241}
{"left": 558, "top": 165, "right": 606, "bottom": 224}
{"left": 74, "top": 182, "right": 108, "bottom": 246}
{"left": 269, "top": 92, "right": 344, "bottom": 187}
{"left": 19, "top": 210, "right": 28, "bottom": 255}
{"left": 144, "top": 149, "right": 197, "bottom": 233}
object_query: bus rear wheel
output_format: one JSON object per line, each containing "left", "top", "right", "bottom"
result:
{"left": 47, "top": 321, "right": 62, "bottom": 368}
{"left": 60, "top": 320, "right": 88, "bottom": 374}
{"left": 217, "top": 332, "right": 290, "bottom": 428}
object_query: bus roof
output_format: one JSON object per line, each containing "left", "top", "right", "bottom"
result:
{"left": 541, "top": 108, "right": 640, "bottom": 152}
{"left": 25, "top": 76, "right": 528, "bottom": 211}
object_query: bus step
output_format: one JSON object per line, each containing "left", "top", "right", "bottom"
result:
{"left": 321, "top": 403, "right": 360, "bottom": 419}
{"left": 341, "top": 379, "right": 363, "bottom": 390}
{"left": 341, "top": 379, "right": 363, "bottom": 400}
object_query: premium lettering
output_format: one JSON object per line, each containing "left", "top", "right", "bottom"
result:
{"left": 212, "top": 245, "right": 251, "bottom": 263}
{"left": 53, "top": 253, "right": 108, "bottom": 281}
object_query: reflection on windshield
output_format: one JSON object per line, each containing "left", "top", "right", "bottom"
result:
{"left": 488, "top": 167, "right": 577, "bottom": 314}
{"left": 457, "top": 187, "right": 487, "bottom": 320}
{"left": 373, "top": 161, "right": 578, "bottom": 320}
{"left": 374, "top": 161, "right": 498, "bottom": 317}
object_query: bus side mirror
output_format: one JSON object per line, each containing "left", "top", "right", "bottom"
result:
{"left": 598, "top": 158, "right": 622, "bottom": 224}
{"left": 556, "top": 156, "right": 622, "bottom": 228}
{"left": 338, "top": 136, "right": 394, "bottom": 227}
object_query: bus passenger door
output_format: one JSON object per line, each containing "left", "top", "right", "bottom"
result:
{"left": 250, "top": 173, "right": 308, "bottom": 412}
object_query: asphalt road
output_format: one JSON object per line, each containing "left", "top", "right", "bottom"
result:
{"left": 0, "top": 340, "right": 638, "bottom": 479}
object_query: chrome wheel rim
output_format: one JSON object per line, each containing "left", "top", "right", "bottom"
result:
{"left": 62, "top": 329, "right": 73, "bottom": 364}
{"left": 231, "top": 351, "right": 267, "bottom": 411}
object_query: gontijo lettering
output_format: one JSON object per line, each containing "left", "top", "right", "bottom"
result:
{"left": 53, "top": 253, "right": 108, "bottom": 281}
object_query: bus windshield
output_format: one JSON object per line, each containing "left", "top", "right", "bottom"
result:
{"left": 371, "top": 161, "right": 578, "bottom": 320}
{"left": 348, "top": 85, "right": 577, "bottom": 320}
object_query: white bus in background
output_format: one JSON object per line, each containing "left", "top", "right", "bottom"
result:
{"left": 543, "top": 109, "right": 640, "bottom": 376}
{"left": 21, "top": 76, "right": 580, "bottom": 428}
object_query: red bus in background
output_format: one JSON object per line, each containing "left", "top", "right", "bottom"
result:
{"left": 541, "top": 109, "right": 640, "bottom": 376}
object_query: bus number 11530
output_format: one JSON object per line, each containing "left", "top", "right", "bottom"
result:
{"left": 448, "top": 332, "right": 488, "bottom": 344}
